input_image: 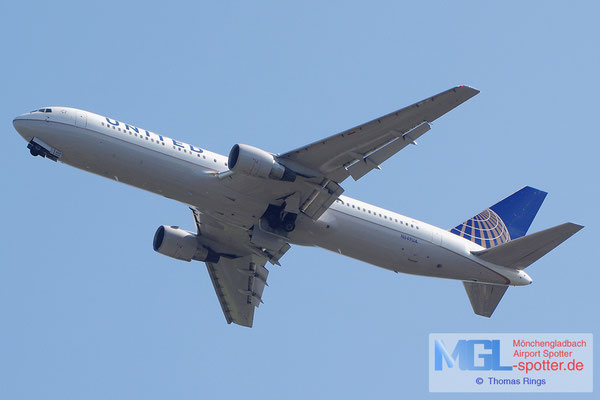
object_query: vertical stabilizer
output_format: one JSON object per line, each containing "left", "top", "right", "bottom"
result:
{"left": 450, "top": 186, "right": 547, "bottom": 248}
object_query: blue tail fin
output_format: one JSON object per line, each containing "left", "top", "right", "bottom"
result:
{"left": 449, "top": 186, "right": 548, "bottom": 248}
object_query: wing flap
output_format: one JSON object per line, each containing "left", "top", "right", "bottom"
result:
{"left": 347, "top": 122, "right": 430, "bottom": 180}
{"left": 300, "top": 179, "right": 344, "bottom": 219}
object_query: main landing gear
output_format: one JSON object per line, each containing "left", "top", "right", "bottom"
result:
{"left": 282, "top": 213, "right": 297, "bottom": 232}
{"left": 262, "top": 204, "right": 297, "bottom": 233}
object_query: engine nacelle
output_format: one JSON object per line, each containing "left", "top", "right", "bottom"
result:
{"left": 153, "top": 225, "right": 219, "bottom": 262}
{"left": 228, "top": 144, "right": 296, "bottom": 182}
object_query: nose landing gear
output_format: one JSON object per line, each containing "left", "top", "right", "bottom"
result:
{"left": 29, "top": 143, "right": 42, "bottom": 157}
{"left": 26, "top": 138, "right": 61, "bottom": 162}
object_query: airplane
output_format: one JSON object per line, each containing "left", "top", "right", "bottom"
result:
{"left": 13, "top": 86, "right": 583, "bottom": 327}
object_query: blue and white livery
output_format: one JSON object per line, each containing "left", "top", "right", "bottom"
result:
{"left": 13, "top": 87, "right": 582, "bottom": 327}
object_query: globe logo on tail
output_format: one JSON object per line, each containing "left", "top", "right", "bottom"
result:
{"left": 450, "top": 208, "right": 510, "bottom": 249}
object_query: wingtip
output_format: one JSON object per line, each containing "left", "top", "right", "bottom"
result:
{"left": 568, "top": 222, "right": 585, "bottom": 232}
{"left": 457, "top": 84, "right": 480, "bottom": 95}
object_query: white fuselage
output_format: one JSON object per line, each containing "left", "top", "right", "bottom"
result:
{"left": 13, "top": 107, "right": 532, "bottom": 287}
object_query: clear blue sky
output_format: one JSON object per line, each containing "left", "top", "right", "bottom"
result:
{"left": 1, "top": 1, "right": 598, "bottom": 399}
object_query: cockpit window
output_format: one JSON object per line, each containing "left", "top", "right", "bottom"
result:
{"left": 44, "top": 108, "right": 52, "bottom": 113}
{"left": 31, "top": 108, "right": 53, "bottom": 113}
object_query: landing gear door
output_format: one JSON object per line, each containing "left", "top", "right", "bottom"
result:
{"left": 75, "top": 110, "right": 87, "bottom": 128}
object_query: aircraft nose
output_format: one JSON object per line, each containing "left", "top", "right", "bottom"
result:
{"left": 13, "top": 112, "right": 43, "bottom": 141}
{"left": 13, "top": 114, "right": 32, "bottom": 132}
{"left": 13, "top": 115, "right": 29, "bottom": 133}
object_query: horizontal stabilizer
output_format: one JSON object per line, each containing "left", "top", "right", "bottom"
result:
{"left": 463, "top": 282, "right": 508, "bottom": 317}
{"left": 472, "top": 223, "right": 583, "bottom": 269}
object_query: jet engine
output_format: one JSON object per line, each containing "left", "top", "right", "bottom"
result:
{"left": 153, "top": 225, "right": 219, "bottom": 262}
{"left": 228, "top": 144, "right": 296, "bottom": 182}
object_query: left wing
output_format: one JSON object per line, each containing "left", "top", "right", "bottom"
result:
{"left": 191, "top": 208, "right": 289, "bottom": 327}
{"left": 206, "top": 255, "right": 269, "bottom": 327}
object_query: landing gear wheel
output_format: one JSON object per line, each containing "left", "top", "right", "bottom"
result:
{"left": 283, "top": 221, "right": 295, "bottom": 232}
{"left": 261, "top": 205, "right": 298, "bottom": 233}
{"left": 282, "top": 213, "right": 297, "bottom": 232}
{"left": 30, "top": 148, "right": 40, "bottom": 156}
